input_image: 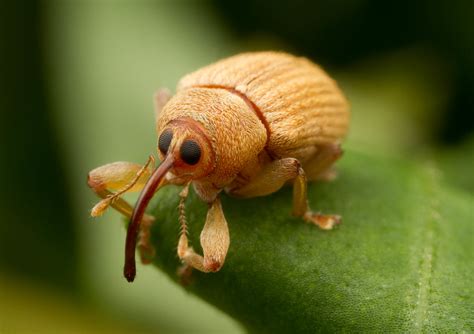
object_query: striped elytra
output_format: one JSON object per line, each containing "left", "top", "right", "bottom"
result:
{"left": 177, "top": 52, "right": 350, "bottom": 163}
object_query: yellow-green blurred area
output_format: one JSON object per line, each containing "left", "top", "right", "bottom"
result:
{"left": 1, "top": 0, "right": 472, "bottom": 333}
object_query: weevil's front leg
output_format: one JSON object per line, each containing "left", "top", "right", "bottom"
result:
{"left": 88, "top": 156, "right": 155, "bottom": 217}
{"left": 177, "top": 194, "right": 230, "bottom": 273}
{"left": 87, "top": 156, "right": 157, "bottom": 262}
{"left": 229, "top": 158, "right": 340, "bottom": 230}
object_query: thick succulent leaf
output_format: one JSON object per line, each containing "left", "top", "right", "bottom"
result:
{"left": 146, "top": 150, "right": 473, "bottom": 333}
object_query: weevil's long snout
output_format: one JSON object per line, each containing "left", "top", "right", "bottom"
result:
{"left": 124, "top": 154, "right": 174, "bottom": 282}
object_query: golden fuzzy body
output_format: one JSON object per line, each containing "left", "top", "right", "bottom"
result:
{"left": 178, "top": 52, "right": 350, "bottom": 164}
{"left": 88, "top": 51, "right": 351, "bottom": 281}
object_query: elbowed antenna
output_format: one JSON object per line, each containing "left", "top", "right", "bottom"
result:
{"left": 124, "top": 154, "right": 174, "bottom": 282}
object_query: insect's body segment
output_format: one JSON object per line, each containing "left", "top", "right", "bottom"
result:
{"left": 178, "top": 52, "right": 349, "bottom": 163}
{"left": 87, "top": 52, "right": 350, "bottom": 282}
{"left": 157, "top": 87, "right": 267, "bottom": 201}
{"left": 164, "top": 52, "right": 349, "bottom": 200}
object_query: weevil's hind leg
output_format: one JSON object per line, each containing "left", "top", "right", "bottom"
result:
{"left": 304, "top": 144, "right": 343, "bottom": 182}
{"left": 154, "top": 88, "right": 172, "bottom": 121}
{"left": 87, "top": 156, "right": 157, "bottom": 263}
{"left": 177, "top": 193, "right": 230, "bottom": 274}
{"left": 229, "top": 157, "right": 340, "bottom": 230}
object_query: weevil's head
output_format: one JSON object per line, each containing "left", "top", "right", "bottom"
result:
{"left": 155, "top": 87, "right": 267, "bottom": 184}
{"left": 124, "top": 88, "right": 267, "bottom": 283}
{"left": 156, "top": 118, "right": 215, "bottom": 183}
{"left": 124, "top": 118, "right": 215, "bottom": 283}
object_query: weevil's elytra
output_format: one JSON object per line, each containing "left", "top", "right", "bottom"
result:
{"left": 87, "top": 51, "right": 350, "bottom": 282}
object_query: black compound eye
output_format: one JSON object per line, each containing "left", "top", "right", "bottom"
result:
{"left": 158, "top": 129, "right": 173, "bottom": 154}
{"left": 180, "top": 140, "right": 201, "bottom": 165}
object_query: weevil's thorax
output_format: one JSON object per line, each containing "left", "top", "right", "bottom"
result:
{"left": 157, "top": 87, "right": 267, "bottom": 193}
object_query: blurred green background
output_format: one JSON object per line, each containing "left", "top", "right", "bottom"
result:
{"left": 1, "top": 0, "right": 472, "bottom": 332}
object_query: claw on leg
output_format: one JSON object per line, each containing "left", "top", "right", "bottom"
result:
{"left": 303, "top": 212, "right": 341, "bottom": 230}
{"left": 91, "top": 197, "right": 113, "bottom": 217}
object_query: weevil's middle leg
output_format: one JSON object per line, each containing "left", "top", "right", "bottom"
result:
{"left": 228, "top": 158, "right": 301, "bottom": 198}
{"left": 87, "top": 156, "right": 157, "bottom": 263}
{"left": 229, "top": 157, "right": 340, "bottom": 230}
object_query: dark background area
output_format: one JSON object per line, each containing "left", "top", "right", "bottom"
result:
{"left": 1, "top": 1, "right": 472, "bottom": 332}
{"left": 1, "top": 1, "right": 77, "bottom": 289}
{"left": 214, "top": 0, "right": 474, "bottom": 144}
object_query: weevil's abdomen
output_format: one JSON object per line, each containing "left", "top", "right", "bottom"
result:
{"left": 178, "top": 52, "right": 350, "bottom": 162}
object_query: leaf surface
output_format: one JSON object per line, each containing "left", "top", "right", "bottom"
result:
{"left": 146, "top": 150, "right": 473, "bottom": 333}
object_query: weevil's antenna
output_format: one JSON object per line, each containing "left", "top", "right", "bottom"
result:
{"left": 124, "top": 154, "right": 174, "bottom": 282}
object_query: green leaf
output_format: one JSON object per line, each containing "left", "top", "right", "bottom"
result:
{"left": 146, "top": 150, "right": 473, "bottom": 333}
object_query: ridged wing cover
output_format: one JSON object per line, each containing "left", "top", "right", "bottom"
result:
{"left": 178, "top": 52, "right": 350, "bottom": 162}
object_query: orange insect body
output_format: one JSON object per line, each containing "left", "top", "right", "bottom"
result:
{"left": 88, "top": 51, "right": 350, "bottom": 282}
{"left": 159, "top": 52, "right": 349, "bottom": 200}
